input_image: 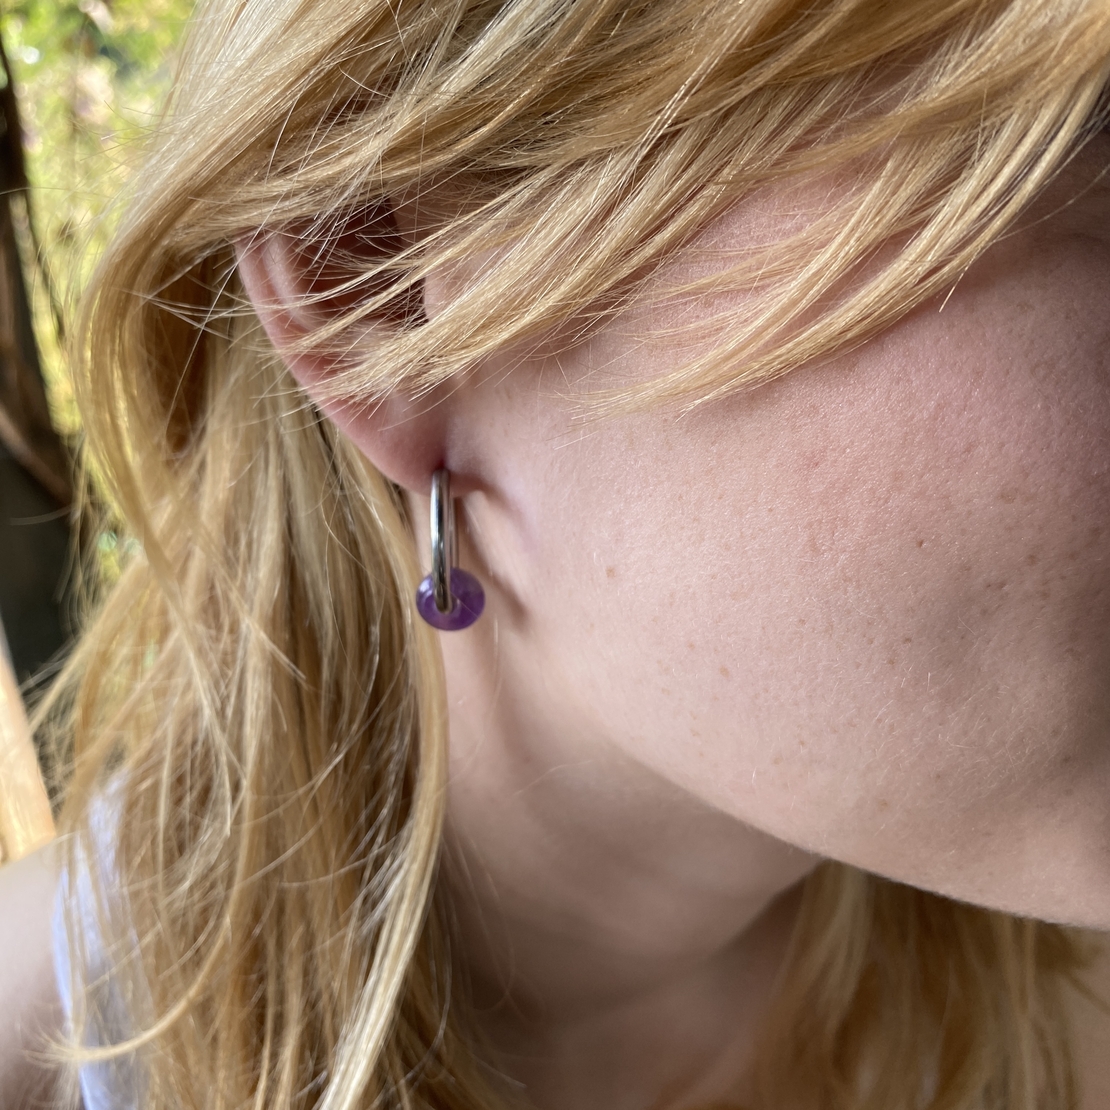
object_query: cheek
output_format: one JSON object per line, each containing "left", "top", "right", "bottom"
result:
{"left": 524, "top": 247, "right": 1110, "bottom": 921}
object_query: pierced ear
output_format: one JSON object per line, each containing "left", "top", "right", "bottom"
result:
{"left": 236, "top": 209, "right": 450, "bottom": 492}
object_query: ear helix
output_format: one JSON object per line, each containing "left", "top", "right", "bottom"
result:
{"left": 415, "top": 468, "right": 485, "bottom": 631}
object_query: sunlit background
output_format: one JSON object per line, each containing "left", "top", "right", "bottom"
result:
{"left": 2, "top": 0, "right": 193, "bottom": 433}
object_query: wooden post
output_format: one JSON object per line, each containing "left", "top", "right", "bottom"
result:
{"left": 0, "top": 618, "right": 54, "bottom": 863}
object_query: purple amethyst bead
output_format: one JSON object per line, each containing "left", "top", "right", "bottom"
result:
{"left": 415, "top": 568, "right": 485, "bottom": 631}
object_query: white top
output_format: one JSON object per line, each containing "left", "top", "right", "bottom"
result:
{"left": 51, "top": 791, "right": 142, "bottom": 1109}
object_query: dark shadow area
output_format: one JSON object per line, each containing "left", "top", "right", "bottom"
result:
{"left": 0, "top": 446, "right": 70, "bottom": 685}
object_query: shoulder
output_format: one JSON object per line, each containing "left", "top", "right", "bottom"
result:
{"left": 0, "top": 843, "right": 63, "bottom": 1106}
{"left": 1068, "top": 931, "right": 1110, "bottom": 1110}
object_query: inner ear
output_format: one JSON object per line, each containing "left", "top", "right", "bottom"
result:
{"left": 293, "top": 200, "right": 427, "bottom": 329}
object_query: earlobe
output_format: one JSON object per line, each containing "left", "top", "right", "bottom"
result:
{"left": 235, "top": 227, "right": 451, "bottom": 492}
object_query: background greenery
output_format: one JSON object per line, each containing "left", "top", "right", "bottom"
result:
{"left": 2, "top": 0, "right": 194, "bottom": 433}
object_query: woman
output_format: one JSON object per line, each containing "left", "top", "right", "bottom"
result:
{"left": 4, "top": 0, "right": 1110, "bottom": 1106}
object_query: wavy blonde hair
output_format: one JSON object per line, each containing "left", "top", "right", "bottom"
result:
{"left": 44, "top": 0, "right": 1110, "bottom": 1107}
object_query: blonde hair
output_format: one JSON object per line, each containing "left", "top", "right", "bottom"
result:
{"left": 44, "top": 0, "right": 1110, "bottom": 1107}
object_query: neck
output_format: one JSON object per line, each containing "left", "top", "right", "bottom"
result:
{"left": 443, "top": 659, "right": 816, "bottom": 1110}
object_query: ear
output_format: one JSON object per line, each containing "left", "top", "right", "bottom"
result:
{"left": 236, "top": 213, "right": 454, "bottom": 493}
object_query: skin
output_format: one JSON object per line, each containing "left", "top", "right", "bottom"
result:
{"left": 0, "top": 845, "right": 62, "bottom": 1107}
{"left": 253, "top": 133, "right": 1110, "bottom": 1107}
{"left": 417, "top": 145, "right": 1110, "bottom": 1107}
{"left": 1, "top": 136, "right": 1108, "bottom": 1107}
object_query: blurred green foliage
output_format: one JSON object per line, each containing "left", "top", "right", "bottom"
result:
{"left": 2, "top": 0, "right": 194, "bottom": 433}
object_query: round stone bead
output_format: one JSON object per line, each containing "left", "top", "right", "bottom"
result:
{"left": 415, "top": 568, "right": 485, "bottom": 631}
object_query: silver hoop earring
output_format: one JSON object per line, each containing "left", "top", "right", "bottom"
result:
{"left": 415, "top": 468, "right": 485, "bottom": 631}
